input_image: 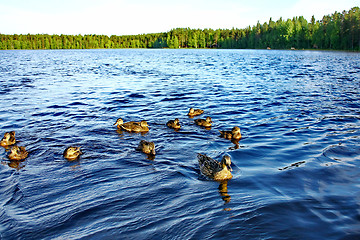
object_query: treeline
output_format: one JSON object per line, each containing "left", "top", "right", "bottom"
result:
{"left": 1, "top": 7, "right": 359, "bottom": 51}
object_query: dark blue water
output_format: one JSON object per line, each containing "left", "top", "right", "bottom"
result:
{"left": 0, "top": 49, "right": 359, "bottom": 239}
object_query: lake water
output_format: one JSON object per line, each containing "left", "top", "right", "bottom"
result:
{"left": 0, "top": 49, "right": 359, "bottom": 239}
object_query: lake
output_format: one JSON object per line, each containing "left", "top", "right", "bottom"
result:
{"left": 0, "top": 49, "right": 359, "bottom": 239}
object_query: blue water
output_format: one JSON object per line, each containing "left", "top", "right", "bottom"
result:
{"left": 0, "top": 49, "right": 359, "bottom": 239}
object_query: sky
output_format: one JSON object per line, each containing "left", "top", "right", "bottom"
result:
{"left": 0, "top": 0, "right": 358, "bottom": 36}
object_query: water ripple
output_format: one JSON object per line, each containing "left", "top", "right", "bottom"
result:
{"left": 0, "top": 49, "right": 359, "bottom": 239}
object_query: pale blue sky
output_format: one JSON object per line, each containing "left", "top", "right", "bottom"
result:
{"left": 0, "top": 0, "right": 358, "bottom": 35}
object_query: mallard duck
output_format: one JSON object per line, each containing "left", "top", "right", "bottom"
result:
{"left": 198, "top": 153, "right": 232, "bottom": 181}
{"left": 8, "top": 145, "right": 28, "bottom": 161}
{"left": 219, "top": 126, "right": 241, "bottom": 140}
{"left": 136, "top": 140, "right": 156, "bottom": 155}
{"left": 1, "top": 131, "right": 16, "bottom": 147}
{"left": 195, "top": 116, "right": 212, "bottom": 128}
{"left": 114, "top": 118, "right": 149, "bottom": 132}
{"left": 63, "top": 146, "right": 82, "bottom": 161}
{"left": 121, "top": 120, "right": 149, "bottom": 132}
{"left": 166, "top": 118, "right": 181, "bottom": 130}
{"left": 188, "top": 108, "right": 204, "bottom": 117}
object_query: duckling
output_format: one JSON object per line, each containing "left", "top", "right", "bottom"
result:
{"left": 1, "top": 131, "right": 16, "bottom": 147}
{"left": 188, "top": 108, "right": 204, "bottom": 117}
{"left": 219, "top": 126, "right": 242, "bottom": 140}
{"left": 136, "top": 140, "right": 156, "bottom": 155}
{"left": 198, "top": 153, "right": 233, "bottom": 181}
{"left": 63, "top": 146, "right": 82, "bottom": 161}
{"left": 8, "top": 145, "right": 28, "bottom": 161}
{"left": 121, "top": 120, "right": 149, "bottom": 132}
{"left": 195, "top": 116, "right": 212, "bottom": 128}
{"left": 166, "top": 118, "right": 181, "bottom": 130}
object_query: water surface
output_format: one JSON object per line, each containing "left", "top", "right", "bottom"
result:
{"left": 0, "top": 49, "right": 360, "bottom": 239}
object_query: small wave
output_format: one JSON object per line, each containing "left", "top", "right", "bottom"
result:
{"left": 127, "top": 93, "right": 146, "bottom": 98}
{"left": 279, "top": 161, "right": 306, "bottom": 170}
{"left": 47, "top": 104, "right": 70, "bottom": 109}
{"left": 1, "top": 49, "right": 359, "bottom": 240}
{"left": 322, "top": 143, "right": 360, "bottom": 166}
{"left": 68, "top": 102, "right": 88, "bottom": 106}
{"left": 161, "top": 96, "right": 191, "bottom": 102}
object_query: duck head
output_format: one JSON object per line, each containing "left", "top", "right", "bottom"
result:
{"left": 114, "top": 118, "right": 124, "bottom": 127}
{"left": 139, "top": 120, "right": 148, "bottom": 128}
{"left": 231, "top": 126, "right": 241, "bottom": 134}
{"left": 173, "top": 118, "right": 181, "bottom": 129}
{"left": 4, "top": 131, "right": 15, "bottom": 140}
{"left": 10, "top": 145, "right": 21, "bottom": 156}
{"left": 1, "top": 131, "right": 16, "bottom": 147}
{"left": 221, "top": 155, "right": 232, "bottom": 171}
{"left": 206, "top": 116, "right": 212, "bottom": 123}
{"left": 148, "top": 142, "right": 156, "bottom": 155}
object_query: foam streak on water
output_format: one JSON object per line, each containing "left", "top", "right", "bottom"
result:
{"left": 0, "top": 49, "right": 359, "bottom": 239}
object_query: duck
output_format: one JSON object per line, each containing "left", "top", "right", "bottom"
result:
{"left": 63, "top": 146, "right": 82, "bottom": 161}
{"left": 114, "top": 118, "right": 149, "bottom": 132}
{"left": 122, "top": 120, "right": 149, "bottom": 132}
{"left": 198, "top": 153, "right": 233, "bottom": 181}
{"left": 219, "top": 126, "right": 242, "bottom": 140}
{"left": 166, "top": 118, "right": 181, "bottom": 130}
{"left": 136, "top": 140, "right": 156, "bottom": 155}
{"left": 194, "top": 116, "right": 212, "bottom": 128}
{"left": 8, "top": 145, "right": 28, "bottom": 161}
{"left": 1, "top": 131, "right": 16, "bottom": 147}
{"left": 188, "top": 108, "right": 204, "bottom": 117}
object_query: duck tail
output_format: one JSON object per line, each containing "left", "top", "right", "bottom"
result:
{"left": 197, "top": 153, "right": 208, "bottom": 163}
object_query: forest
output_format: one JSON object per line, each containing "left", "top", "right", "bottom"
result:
{"left": 0, "top": 7, "right": 359, "bottom": 51}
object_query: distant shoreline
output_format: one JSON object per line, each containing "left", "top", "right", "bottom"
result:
{"left": 1, "top": 48, "right": 359, "bottom": 53}
{"left": 1, "top": 6, "right": 359, "bottom": 52}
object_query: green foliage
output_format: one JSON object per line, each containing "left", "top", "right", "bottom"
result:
{"left": 0, "top": 7, "right": 359, "bottom": 51}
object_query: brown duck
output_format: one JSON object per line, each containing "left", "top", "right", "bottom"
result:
{"left": 198, "top": 153, "right": 233, "bottom": 181}
{"left": 63, "top": 146, "right": 82, "bottom": 161}
{"left": 136, "top": 140, "right": 156, "bottom": 155}
{"left": 166, "top": 118, "right": 181, "bottom": 130}
{"left": 188, "top": 108, "right": 204, "bottom": 117}
{"left": 8, "top": 145, "right": 28, "bottom": 161}
{"left": 195, "top": 116, "right": 212, "bottom": 128}
{"left": 219, "top": 126, "right": 241, "bottom": 140}
{"left": 1, "top": 131, "right": 16, "bottom": 147}
{"left": 114, "top": 118, "right": 149, "bottom": 132}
